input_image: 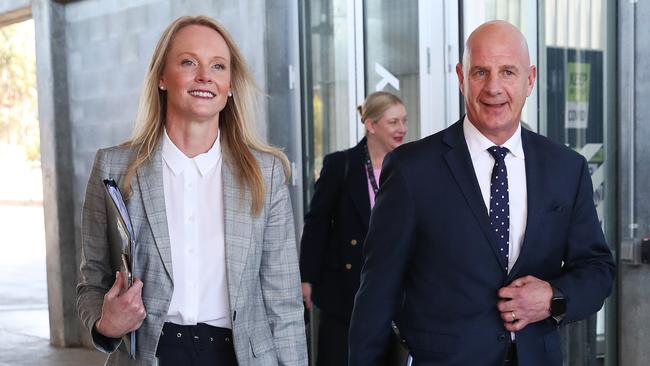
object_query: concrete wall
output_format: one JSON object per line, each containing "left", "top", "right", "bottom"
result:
{"left": 26, "top": 0, "right": 301, "bottom": 347}
{"left": 64, "top": 0, "right": 269, "bottom": 231}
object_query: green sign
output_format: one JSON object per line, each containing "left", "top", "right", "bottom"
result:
{"left": 567, "top": 63, "right": 591, "bottom": 102}
{"left": 566, "top": 62, "right": 591, "bottom": 129}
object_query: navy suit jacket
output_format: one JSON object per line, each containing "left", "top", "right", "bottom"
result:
{"left": 300, "top": 138, "right": 372, "bottom": 323}
{"left": 348, "top": 120, "right": 615, "bottom": 366}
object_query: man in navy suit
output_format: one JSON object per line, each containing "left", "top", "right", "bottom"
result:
{"left": 348, "top": 21, "right": 615, "bottom": 366}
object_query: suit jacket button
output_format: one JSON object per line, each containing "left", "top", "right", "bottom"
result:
{"left": 498, "top": 334, "right": 507, "bottom": 341}
{"left": 345, "top": 263, "right": 352, "bottom": 270}
{"left": 350, "top": 239, "right": 358, "bottom": 246}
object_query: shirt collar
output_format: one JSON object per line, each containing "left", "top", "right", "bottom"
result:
{"left": 463, "top": 115, "right": 525, "bottom": 160}
{"left": 162, "top": 129, "right": 222, "bottom": 176}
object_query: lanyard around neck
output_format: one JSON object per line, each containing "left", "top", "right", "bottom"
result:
{"left": 363, "top": 141, "right": 379, "bottom": 195}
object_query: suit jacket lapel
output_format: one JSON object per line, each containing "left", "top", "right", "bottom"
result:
{"left": 137, "top": 147, "right": 174, "bottom": 280}
{"left": 222, "top": 156, "right": 253, "bottom": 309}
{"left": 348, "top": 141, "right": 371, "bottom": 231}
{"left": 443, "top": 120, "right": 509, "bottom": 272}
{"left": 507, "top": 129, "right": 542, "bottom": 280}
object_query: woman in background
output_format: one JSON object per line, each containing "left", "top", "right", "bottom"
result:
{"left": 299, "top": 91, "right": 408, "bottom": 365}
{"left": 77, "top": 15, "right": 307, "bottom": 365}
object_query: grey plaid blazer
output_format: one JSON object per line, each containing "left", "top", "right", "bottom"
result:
{"left": 77, "top": 143, "right": 307, "bottom": 366}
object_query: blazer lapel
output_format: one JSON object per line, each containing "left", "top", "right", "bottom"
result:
{"left": 137, "top": 147, "right": 174, "bottom": 280}
{"left": 348, "top": 141, "right": 371, "bottom": 230}
{"left": 442, "top": 120, "right": 509, "bottom": 272}
{"left": 222, "top": 157, "right": 254, "bottom": 309}
{"left": 507, "top": 129, "right": 542, "bottom": 280}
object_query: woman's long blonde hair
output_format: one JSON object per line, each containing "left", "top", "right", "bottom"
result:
{"left": 121, "top": 15, "right": 289, "bottom": 216}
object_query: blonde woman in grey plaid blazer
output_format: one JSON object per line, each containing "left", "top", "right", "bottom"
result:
{"left": 77, "top": 16, "right": 307, "bottom": 366}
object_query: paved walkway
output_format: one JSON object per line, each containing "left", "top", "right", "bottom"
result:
{"left": 0, "top": 200, "right": 105, "bottom": 364}
{"left": 0, "top": 328, "right": 105, "bottom": 366}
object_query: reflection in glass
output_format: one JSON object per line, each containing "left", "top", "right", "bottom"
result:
{"left": 542, "top": 1, "right": 610, "bottom": 362}
{"left": 363, "top": 0, "right": 420, "bottom": 142}
{"left": 302, "top": 0, "right": 351, "bottom": 201}
{"left": 463, "top": 0, "right": 528, "bottom": 37}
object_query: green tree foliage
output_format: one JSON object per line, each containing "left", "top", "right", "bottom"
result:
{"left": 0, "top": 19, "right": 39, "bottom": 160}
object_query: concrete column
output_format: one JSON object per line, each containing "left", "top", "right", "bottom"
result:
{"left": 32, "top": 0, "right": 80, "bottom": 347}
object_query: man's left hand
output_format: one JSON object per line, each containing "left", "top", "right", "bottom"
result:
{"left": 497, "top": 275, "right": 553, "bottom": 332}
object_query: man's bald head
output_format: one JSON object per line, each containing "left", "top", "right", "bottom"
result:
{"left": 462, "top": 20, "right": 531, "bottom": 75}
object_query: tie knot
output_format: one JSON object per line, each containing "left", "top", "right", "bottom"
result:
{"left": 488, "top": 146, "right": 509, "bottom": 162}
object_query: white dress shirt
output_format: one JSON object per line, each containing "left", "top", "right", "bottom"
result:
{"left": 463, "top": 116, "right": 527, "bottom": 273}
{"left": 161, "top": 129, "right": 231, "bottom": 329}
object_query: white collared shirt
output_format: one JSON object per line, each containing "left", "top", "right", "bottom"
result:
{"left": 161, "top": 129, "right": 231, "bottom": 329}
{"left": 463, "top": 116, "right": 527, "bottom": 273}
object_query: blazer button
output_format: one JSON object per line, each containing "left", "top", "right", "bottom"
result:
{"left": 498, "top": 333, "right": 507, "bottom": 341}
{"left": 350, "top": 239, "right": 358, "bottom": 246}
{"left": 345, "top": 263, "right": 352, "bottom": 270}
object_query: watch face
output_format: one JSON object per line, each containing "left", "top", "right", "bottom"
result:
{"left": 551, "top": 297, "right": 567, "bottom": 316}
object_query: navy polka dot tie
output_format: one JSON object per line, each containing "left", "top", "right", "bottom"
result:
{"left": 488, "top": 146, "right": 510, "bottom": 272}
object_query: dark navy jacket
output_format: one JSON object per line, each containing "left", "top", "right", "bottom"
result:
{"left": 348, "top": 121, "right": 615, "bottom": 366}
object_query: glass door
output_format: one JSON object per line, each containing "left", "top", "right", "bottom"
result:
{"left": 300, "top": 2, "right": 353, "bottom": 362}
{"left": 302, "top": 0, "right": 458, "bottom": 195}
{"left": 360, "top": 0, "right": 461, "bottom": 142}
{"left": 300, "top": 0, "right": 354, "bottom": 204}
{"left": 539, "top": 1, "right": 616, "bottom": 364}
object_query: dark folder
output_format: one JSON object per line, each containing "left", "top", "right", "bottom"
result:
{"left": 103, "top": 178, "right": 137, "bottom": 359}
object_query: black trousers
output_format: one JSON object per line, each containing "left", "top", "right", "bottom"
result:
{"left": 316, "top": 310, "right": 349, "bottom": 366}
{"left": 156, "top": 322, "right": 238, "bottom": 366}
{"left": 316, "top": 311, "right": 406, "bottom": 366}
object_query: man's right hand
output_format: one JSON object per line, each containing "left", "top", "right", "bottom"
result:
{"left": 95, "top": 271, "right": 147, "bottom": 338}
{"left": 301, "top": 282, "right": 313, "bottom": 310}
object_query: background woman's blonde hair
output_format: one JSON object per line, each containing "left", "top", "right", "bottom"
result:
{"left": 357, "top": 91, "right": 404, "bottom": 126}
{"left": 122, "top": 15, "right": 290, "bottom": 216}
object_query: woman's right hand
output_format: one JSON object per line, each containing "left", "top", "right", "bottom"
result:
{"left": 301, "top": 282, "right": 313, "bottom": 310}
{"left": 95, "top": 271, "right": 147, "bottom": 338}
